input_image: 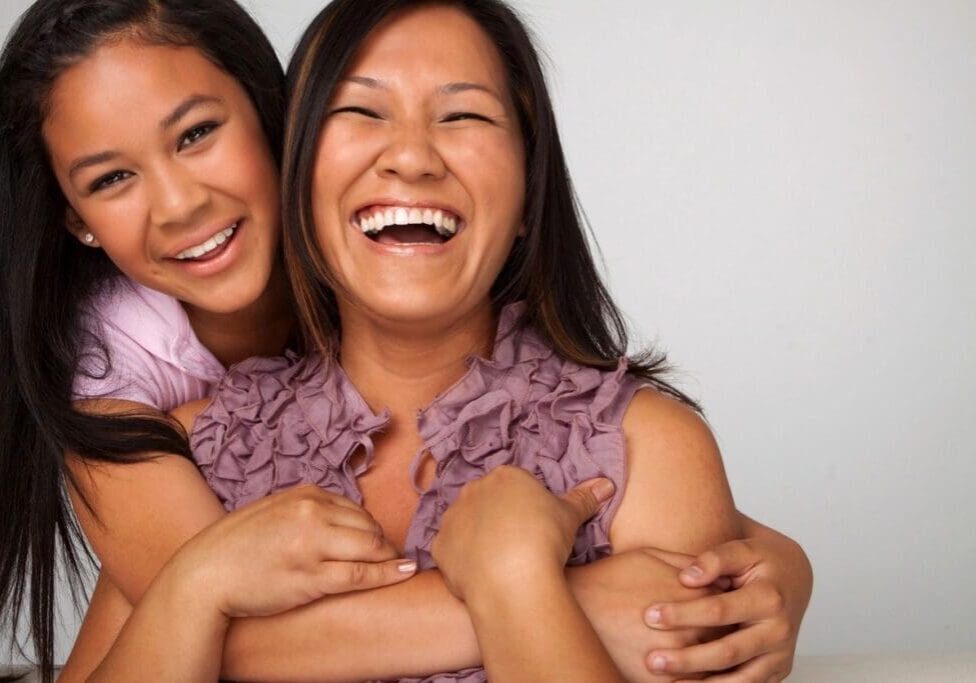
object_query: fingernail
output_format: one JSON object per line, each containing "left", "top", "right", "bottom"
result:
{"left": 682, "top": 564, "right": 703, "bottom": 580}
{"left": 398, "top": 560, "right": 418, "bottom": 574}
{"left": 591, "top": 478, "right": 615, "bottom": 502}
{"left": 645, "top": 607, "right": 662, "bottom": 624}
{"left": 650, "top": 655, "right": 668, "bottom": 673}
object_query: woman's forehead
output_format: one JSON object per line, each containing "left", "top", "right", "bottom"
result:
{"left": 340, "top": 5, "right": 511, "bottom": 100}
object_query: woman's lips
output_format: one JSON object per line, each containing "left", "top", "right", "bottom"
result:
{"left": 354, "top": 204, "right": 463, "bottom": 242}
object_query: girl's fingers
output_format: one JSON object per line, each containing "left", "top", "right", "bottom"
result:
{"left": 310, "top": 525, "right": 401, "bottom": 563}
{"left": 678, "top": 540, "right": 760, "bottom": 587}
{"left": 647, "top": 620, "right": 786, "bottom": 675}
{"left": 674, "top": 653, "right": 790, "bottom": 683}
{"left": 319, "top": 503, "right": 386, "bottom": 534}
{"left": 646, "top": 579, "right": 785, "bottom": 629}
{"left": 315, "top": 558, "right": 418, "bottom": 595}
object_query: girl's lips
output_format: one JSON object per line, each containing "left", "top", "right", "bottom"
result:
{"left": 169, "top": 220, "right": 246, "bottom": 276}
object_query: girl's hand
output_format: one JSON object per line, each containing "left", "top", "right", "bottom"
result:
{"left": 90, "top": 485, "right": 417, "bottom": 681}
{"left": 641, "top": 534, "right": 812, "bottom": 682}
{"left": 174, "top": 484, "right": 417, "bottom": 619}
{"left": 571, "top": 548, "right": 727, "bottom": 682}
{"left": 431, "top": 466, "right": 614, "bottom": 602}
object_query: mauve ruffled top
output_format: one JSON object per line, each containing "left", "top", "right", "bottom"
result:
{"left": 191, "top": 302, "right": 646, "bottom": 682}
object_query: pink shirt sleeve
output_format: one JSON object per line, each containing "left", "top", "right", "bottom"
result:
{"left": 72, "top": 278, "right": 224, "bottom": 412}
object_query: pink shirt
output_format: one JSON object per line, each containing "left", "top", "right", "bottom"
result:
{"left": 73, "top": 278, "right": 224, "bottom": 411}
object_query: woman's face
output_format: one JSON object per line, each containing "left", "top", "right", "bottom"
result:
{"left": 43, "top": 40, "right": 280, "bottom": 315}
{"left": 312, "top": 4, "right": 526, "bottom": 328}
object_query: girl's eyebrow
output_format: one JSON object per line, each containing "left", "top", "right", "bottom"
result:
{"left": 67, "top": 95, "right": 223, "bottom": 180}
{"left": 69, "top": 150, "right": 121, "bottom": 180}
{"left": 160, "top": 94, "right": 223, "bottom": 130}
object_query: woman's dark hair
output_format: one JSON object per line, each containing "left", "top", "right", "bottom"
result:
{"left": 0, "top": 1, "right": 284, "bottom": 678}
{"left": 282, "top": 0, "right": 696, "bottom": 401}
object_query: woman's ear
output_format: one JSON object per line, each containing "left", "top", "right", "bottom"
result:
{"left": 65, "top": 207, "right": 100, "bottom": 247}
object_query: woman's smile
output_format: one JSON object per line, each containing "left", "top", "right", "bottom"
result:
{"left": 311, "top": 5, "right": 525, "bottom": 326}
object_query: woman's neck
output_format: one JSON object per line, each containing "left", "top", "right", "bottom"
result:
{"left": 184, "top": 262, "right": 295, "bottom": 367}
{"left": 338, "top": 301, "right": 496, "bottom": 417}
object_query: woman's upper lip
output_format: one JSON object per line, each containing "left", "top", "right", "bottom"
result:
{"left": 165, "top": 218, "right": 242, "bottom": 258}
{"left": 352, "top": 198, "right": 465, "bottom": 222}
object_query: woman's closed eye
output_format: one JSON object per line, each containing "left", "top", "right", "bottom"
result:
{"left": 329, "top": 106, "right": 382, "bottom": 120}
{"left": 177, "top": 121, "right": 221, "bottom": 151}
{"left": 441, "top": 111, "right": 495, "bottom": 124}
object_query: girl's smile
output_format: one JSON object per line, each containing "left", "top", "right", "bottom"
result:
{"left": 43, "top": 40, "right": 281, "bottom": 315}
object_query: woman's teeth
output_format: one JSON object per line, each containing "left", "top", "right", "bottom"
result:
{"left": 175, "top": 224, "right": 237, "bottom": 260}
{"left": 358, "top": 206, "right": 458, "bottom": 238}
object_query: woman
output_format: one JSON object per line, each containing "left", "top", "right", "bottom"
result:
{"left": 84, "top": 0, "right": 799, "bottom": 680}
{"left": 0, "top": 0, "right": 810, "bottom": 680}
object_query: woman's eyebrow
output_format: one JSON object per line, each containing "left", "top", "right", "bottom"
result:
{"left": 343, "top": 75, "right": 387, "bottom": 89}
{"left": 342, "top": 76, "right": 501, "bottom": 101}
{"left": 439, "top": 81, "right": 499, "bottom": 99}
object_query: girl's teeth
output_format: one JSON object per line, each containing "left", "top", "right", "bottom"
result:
{"left": 409, "top": 208, "right": 423, "bottom": 224}
{"left": 176, "top": 225, "right": 236, "bottom": 260}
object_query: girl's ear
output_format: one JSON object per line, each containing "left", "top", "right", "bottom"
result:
{"left": 65, "top": 207, "right": 100, "bottom": 247}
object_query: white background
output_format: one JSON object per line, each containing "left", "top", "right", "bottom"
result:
{"left": 2, "top": 0, "right": 974, "bottom": 664}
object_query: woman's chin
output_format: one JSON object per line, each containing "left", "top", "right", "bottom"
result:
{"left": 344, "top": 291, "right": 483, "bottom": 331}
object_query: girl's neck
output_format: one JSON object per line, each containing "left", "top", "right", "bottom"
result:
{"left": 184, "top": 262, "right": 295, "bottom": 367}
{"left": 338, "top": 301, "right": 497, "bottom": 417}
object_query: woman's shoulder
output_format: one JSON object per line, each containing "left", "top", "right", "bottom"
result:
{"left": 622, "top": 388, "right": 715, "bottom": 455}
{"left": 613, "top": 388, "right": 740, "bottom": 553}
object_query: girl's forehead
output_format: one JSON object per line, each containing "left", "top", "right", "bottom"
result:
{"left": 43, "top": 41, "right": 241, "bottom": 155}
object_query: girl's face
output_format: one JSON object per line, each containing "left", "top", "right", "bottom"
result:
{"left": 312, "top": 4, "right": 526, "bottom": 328}
{"left": 43, "top": 40, "right": 280, "bottom": 315}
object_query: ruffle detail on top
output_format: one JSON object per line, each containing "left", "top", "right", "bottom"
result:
{"left": 192, "top": 352, "right": 390, "bottom": 510}
{"left": 190, "top": 302, "right": 646, "bottom": 683}
{"left": 406, "top": 302, "right": 643, "bottom": 571}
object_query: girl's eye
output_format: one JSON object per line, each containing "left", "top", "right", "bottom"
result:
{"left": 178, "top": 122, "right": 219, "bottom": 150}
{"left": 89, "top": 170, "right": 133, "bottom": 193}
{"left": 329, "top": 106, "right": 382, "bottom": 119}
{"left": 442, "top": 112, "right": 494, "bottom": 124}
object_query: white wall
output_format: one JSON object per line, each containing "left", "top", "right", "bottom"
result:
{"left": 2, "top": 0, "right": 974, "bottom": 664}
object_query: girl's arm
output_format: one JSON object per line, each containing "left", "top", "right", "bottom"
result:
{"left": 642, "top": 516, "right": 813, "bottom": 681}
{"left": 67, "top": 397, "right": 800, "bottom": 681}
{"left": 86, "top": 485, "right": 417, "bottom": 682}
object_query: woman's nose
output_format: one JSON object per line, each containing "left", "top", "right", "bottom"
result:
{"left": 375, "top": 122, "right": 447, "bottom": 183}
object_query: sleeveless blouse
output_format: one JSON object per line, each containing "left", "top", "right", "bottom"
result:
{"left": 190, "top": 303, "right": 646, "bottom": 682}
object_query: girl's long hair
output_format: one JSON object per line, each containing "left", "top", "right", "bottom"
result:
{"left": 0, "top": 1, "right": 284, "bottom": 678}
{"left": 282, "top": 0, "right": 697, "bottom": 402}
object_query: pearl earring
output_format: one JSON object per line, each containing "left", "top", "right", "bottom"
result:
{"left": 83, "top": 233, "right": 95, "bottom": 244}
